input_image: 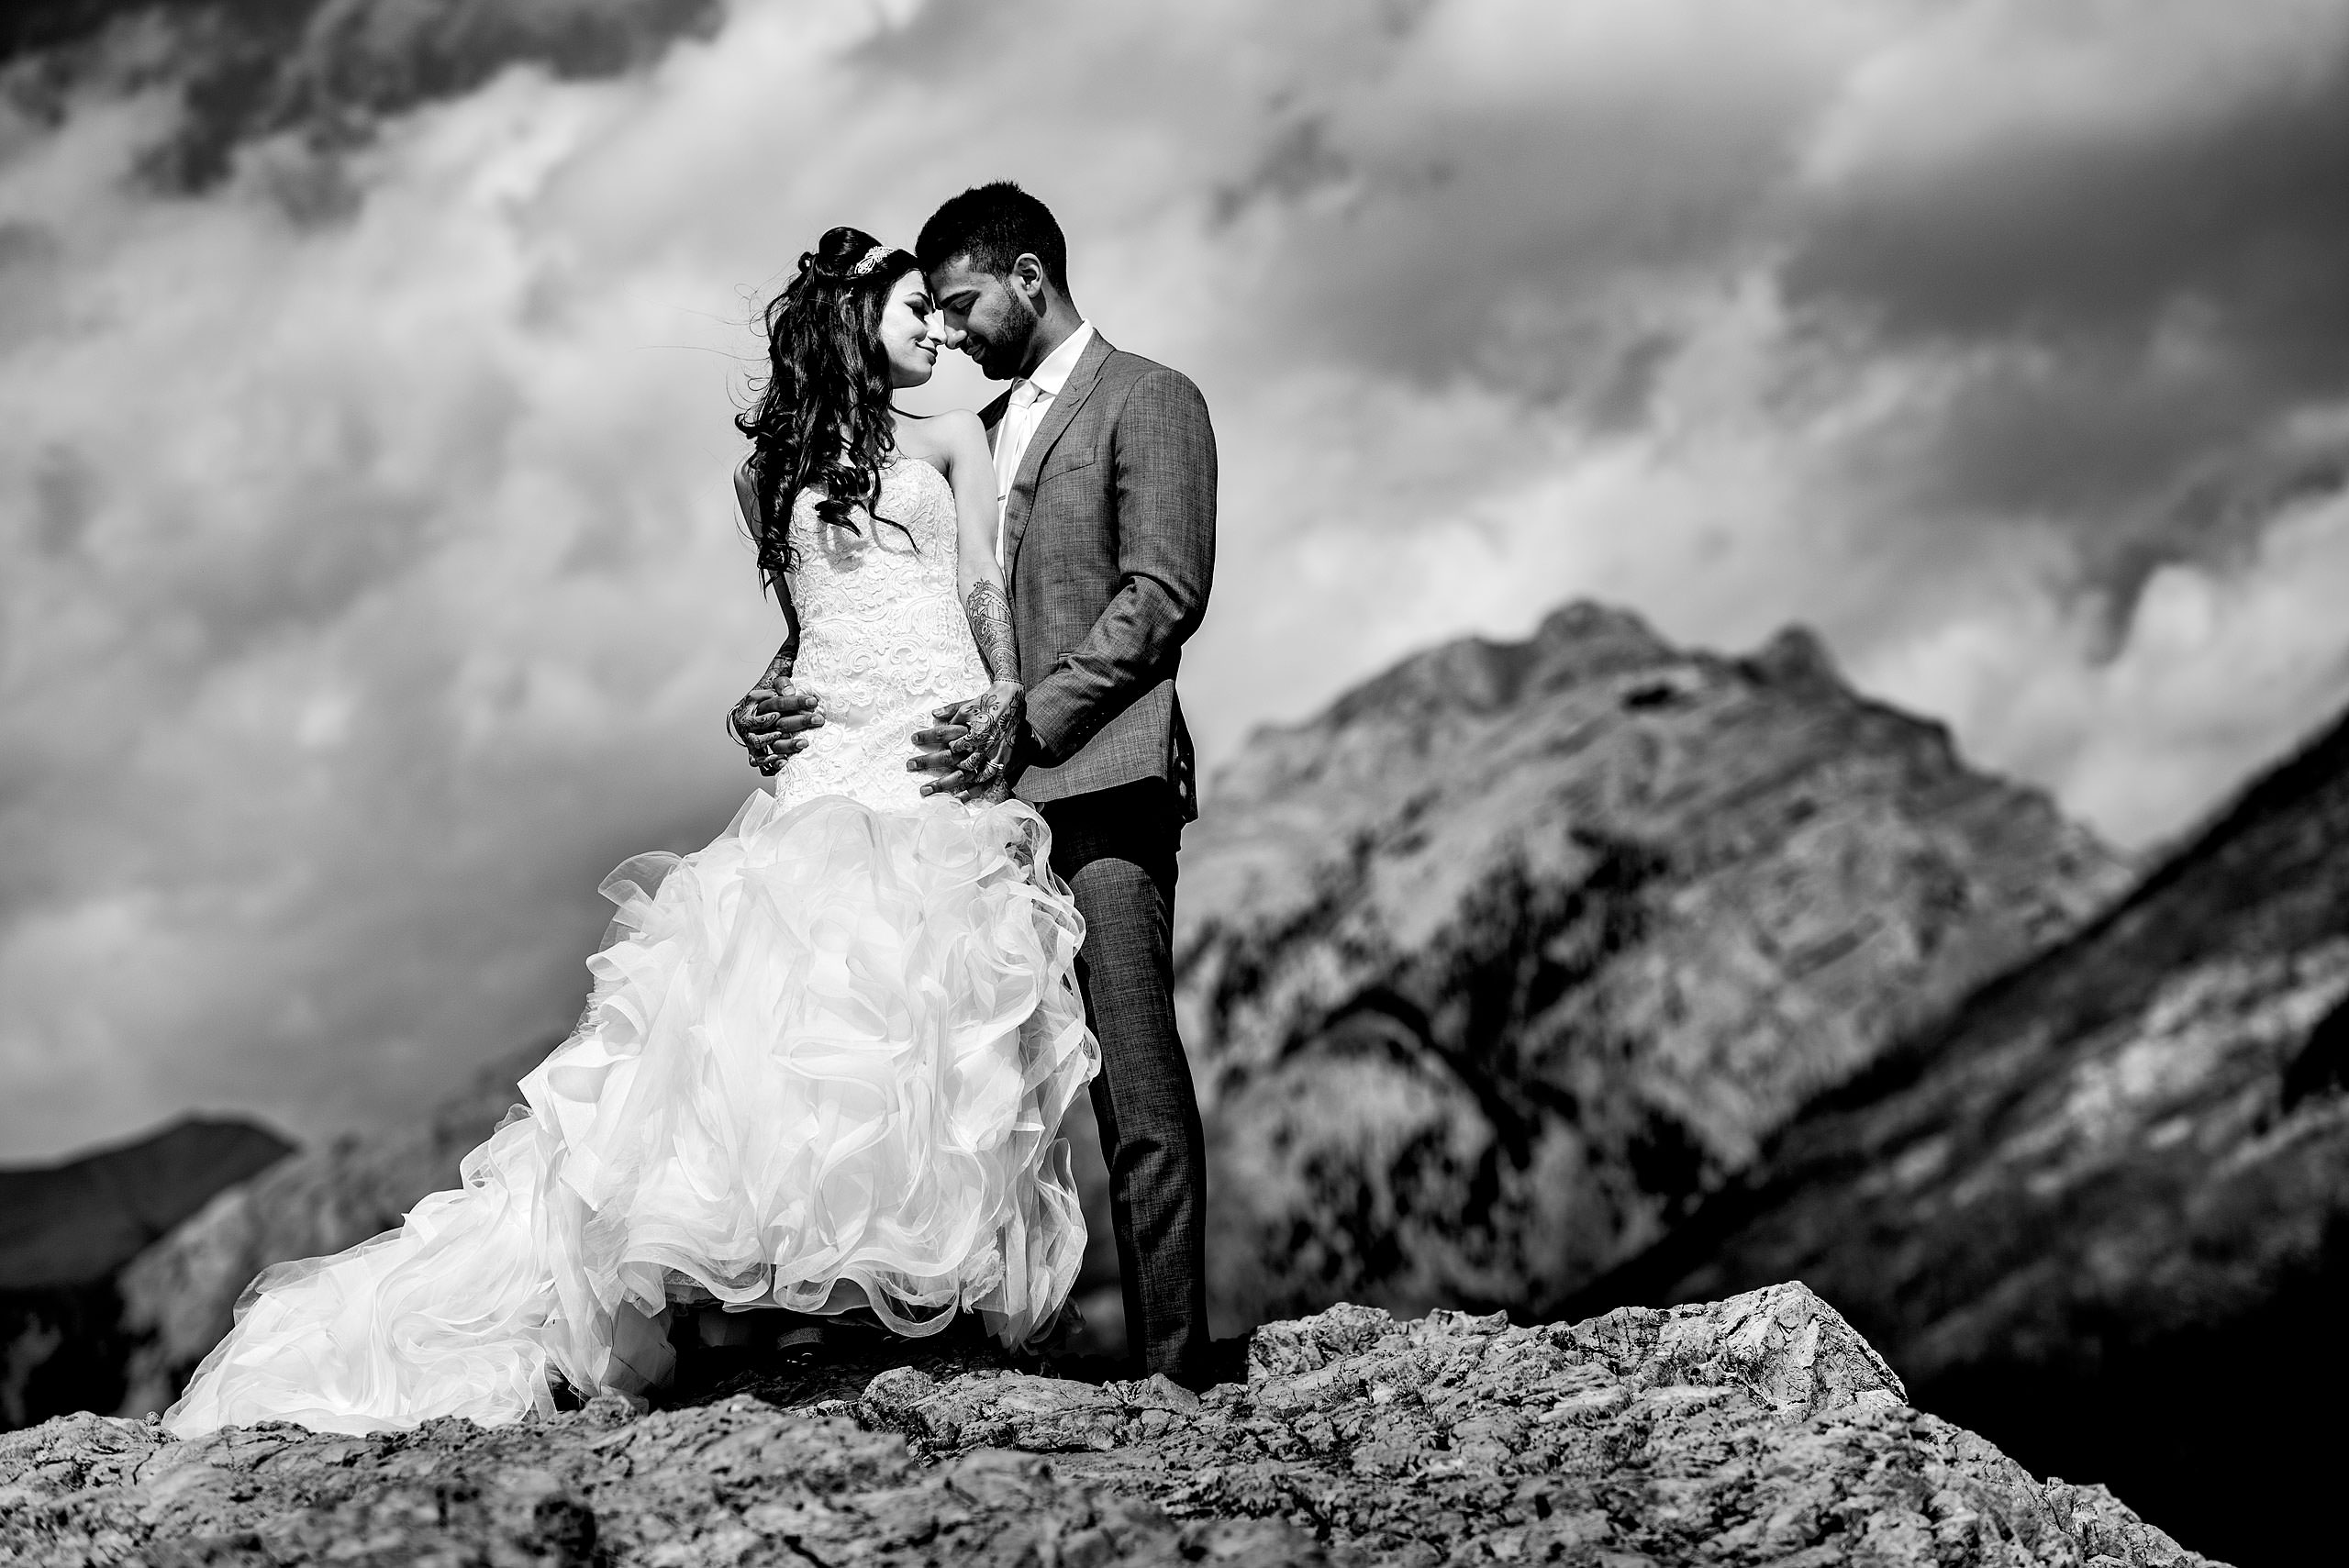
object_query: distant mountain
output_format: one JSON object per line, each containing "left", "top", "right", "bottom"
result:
{"left": 0, "top": 1117, "right": 290, "bottom": 1427}
{"left": 1581, "top": 705, "right": 2349, "bottom": 1567}
{"left": 1174, "top": 602, "right": 2130, "bottom": 1333}
{"left": 0, "top": 1116, "right": 292, "bottom": 1289}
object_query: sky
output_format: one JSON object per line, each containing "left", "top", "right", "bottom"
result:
{"left": 6, "top": 0, "right": 2349, "bottom": 1162}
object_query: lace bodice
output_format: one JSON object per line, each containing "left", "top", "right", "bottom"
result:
{"left": 777, "top": 455, "right": 985, "bottom": 812}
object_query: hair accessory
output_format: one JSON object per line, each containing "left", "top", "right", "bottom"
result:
{"left": 849, "top": 242, "right": 894, "bottom": 279}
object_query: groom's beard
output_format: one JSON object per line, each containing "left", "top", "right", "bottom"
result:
{"left": 969, "top": 293, "right": 1040, "bottom": 380}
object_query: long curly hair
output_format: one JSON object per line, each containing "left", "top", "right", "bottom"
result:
{"left": 736, "top": 226, "right": 920, "bottom": 592}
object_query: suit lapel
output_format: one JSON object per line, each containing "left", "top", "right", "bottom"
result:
{"left": 978, "top": 386, "right": 1012, "bottom": 456}
{"left": 1002, "top": 331, "right": 1113, "bottom": 585}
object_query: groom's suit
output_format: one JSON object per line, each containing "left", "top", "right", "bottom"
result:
{"left": 984, "top": 328, "right": 1215, "bottom": 1386}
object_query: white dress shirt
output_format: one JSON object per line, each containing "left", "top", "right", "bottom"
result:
{"left": 993, "top": 319, "right": 1095, "bottom": 568}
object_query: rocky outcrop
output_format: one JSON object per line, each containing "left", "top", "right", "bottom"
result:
{"left": 1178, "top": 604, "right": 2127, "bottom": 1333}
{"left": 0, "top": 1284, "right": 2219, "bottom": 1566}
{"left": 1587, "top": 708, "right": 2349, "bottom": 1567}
{"left": 112, "top": 1042, "right": 551, "bottom": 1420}
{"left": 0, "top": 1118, "right": 292, "bottom": 1429}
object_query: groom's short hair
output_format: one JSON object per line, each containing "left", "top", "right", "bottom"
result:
{"left": 917, "top": 182, "right": 1070, "bottom": 296}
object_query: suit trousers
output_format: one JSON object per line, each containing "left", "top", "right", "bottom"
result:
{"left": 1039, "top": 780, "right": 1210, "bottom": 1387}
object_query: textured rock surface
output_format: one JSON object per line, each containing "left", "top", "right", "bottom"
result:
{"left": 0, "top": 1284, "right": 2218, "bottom": 1566}
{"left": 112, "top": 1043, "right": 550, "bottom": 1420}
{"left": 1177, "top": 603, "right": 2126, "bottom": 1332}
{"left": 1593, "top": 709, "right": 2349, "bottom": 1566}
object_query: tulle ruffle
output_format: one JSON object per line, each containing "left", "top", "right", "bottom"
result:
{"left": 164, "top": 791, "right": 1097, "bottom": 1437}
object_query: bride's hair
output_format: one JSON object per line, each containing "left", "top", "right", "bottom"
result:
{"left": 736, "top": 226, "right": 920, "bottom": 590}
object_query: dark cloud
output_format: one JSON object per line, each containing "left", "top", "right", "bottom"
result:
{"left": 1189, "top": 7, "right": 1841, "bottom": 412}
{"left": 1778, "top": 27, "right": 2349, "bottom": 629}
{"left": 1786, "top": 40, "right": 2349, "bottom": 380}
{"left": 1, "top": 0, "right": 723, "bottom": 190}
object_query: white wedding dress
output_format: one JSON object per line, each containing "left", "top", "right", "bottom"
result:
{"left": 165, "top": 455, "right": 1098, "bottom": 1437}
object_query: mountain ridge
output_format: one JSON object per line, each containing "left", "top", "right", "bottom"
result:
{"left": 1174, "top": 599, "right": 2130, "bottom": 1333}
{"left": 1575, "top": 696, "right": 2349, "bottom": 1566}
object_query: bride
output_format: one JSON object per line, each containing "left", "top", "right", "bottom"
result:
{"left": 164, "top": 228, "right": 1099, "bottom": 1437}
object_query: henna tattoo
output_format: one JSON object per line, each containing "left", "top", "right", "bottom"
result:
{"left": 934, "top": 580, "right": 1024, "bottom": 800}
{"left": 730, "top": 634, "right": 806, "bottom": 774}
{"left": 963, "top": 580, "right": 1017, "bottom": 684}
{"left": 952, "top": 682, "right": 1026, "bottom": 794}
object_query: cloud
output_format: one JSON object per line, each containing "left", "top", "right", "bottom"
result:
{"left": 4, "top": 0, "right": 2349, "bottom": 1160}
{"left": 1781, "top": 2, "right": 2349, "bottom": 574}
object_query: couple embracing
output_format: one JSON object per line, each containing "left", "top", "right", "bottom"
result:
{"left": 166, "top": 183, "right": 1219, "bottom": 1436}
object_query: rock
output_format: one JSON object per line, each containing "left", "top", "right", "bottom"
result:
{"left": 1590, "top": 706, "right": 2349, "bottom": 1566}
{"left": 0, "top": 1284, "right": 2215, "bottom": 1566}
{"left": 1178, "top": 602, "right": 2128, "bottom": 1333}
{"left": 0, "top": 1118, "right": 293, "bottom": 1429}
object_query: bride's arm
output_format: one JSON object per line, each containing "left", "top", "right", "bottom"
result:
{"left": 728, "top": 462, "right": 822, "bottom": 776}
{"left": 917, "top": 412, "right": 1022, "bottom": 798}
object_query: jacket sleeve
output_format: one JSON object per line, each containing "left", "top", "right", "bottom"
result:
{"left": 1022, "top": 367, "right": 1218, "bottom": 765}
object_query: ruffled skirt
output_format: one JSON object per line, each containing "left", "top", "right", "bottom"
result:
{"left": 163, "top": 791, "right": 1097, "bottom": 1436}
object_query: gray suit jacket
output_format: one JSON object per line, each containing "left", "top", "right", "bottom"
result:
{"left": 985, "top": 331, "right": 1216, "bottom": 822}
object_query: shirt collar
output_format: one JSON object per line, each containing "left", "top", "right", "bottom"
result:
{"left": 1026, "top": 320, "right": 1095, "bottom": 399}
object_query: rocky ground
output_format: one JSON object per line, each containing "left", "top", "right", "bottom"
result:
{"left": 0, "top": 1284, "right": 2216, "bottom": 1567}
{"left": 1585, "top": 709, "right": 2349, "bottom": 1566}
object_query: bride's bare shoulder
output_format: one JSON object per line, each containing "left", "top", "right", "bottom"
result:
{"left": 894, "top": 409, "right": 988, "bottom": 474}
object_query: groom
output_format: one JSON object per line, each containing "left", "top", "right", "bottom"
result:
{"left": 909, "top": 182, "right": 1218, "bottom": 1390}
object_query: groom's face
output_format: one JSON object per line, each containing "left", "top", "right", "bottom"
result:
{"left": 927, "top": 255, "right": 1039, "bottom": 382}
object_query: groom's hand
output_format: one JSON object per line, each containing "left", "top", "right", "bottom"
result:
{"left": 909, "top": 698, "right": 980, "bottom": 797}
{"left": 911, "top": 682, "right": 1023, "bottom": 800}
{"left": 730, "top": 680, "right": 823, "bottom": 776}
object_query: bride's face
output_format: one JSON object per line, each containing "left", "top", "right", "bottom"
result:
{"left": 879, "top": 270, "right": 943, "bottom": 389}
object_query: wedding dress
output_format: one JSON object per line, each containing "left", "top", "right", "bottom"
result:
{"left": 164, "top": 455, "right": 1097, "bottom": 1436}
